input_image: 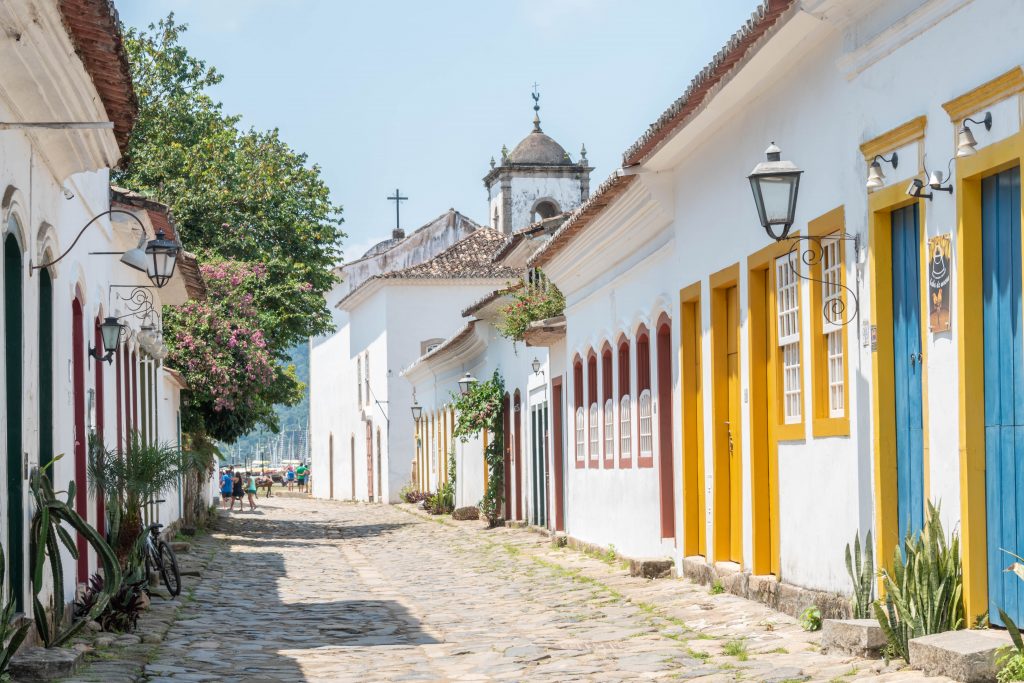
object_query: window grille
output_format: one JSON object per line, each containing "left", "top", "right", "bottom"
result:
{"left": 589, "top": 403, "right": 599, "bottom": 460}
{"left": 821, "top": 238, "right": 844, "bottom": 417}
{"left": 604, "top": 399, "right": 614, "bottom": 457}
{"left": 776, "top": 254, "right": 801, "bottom": 423}
{"left": 638, "top": 389, "right": 653, "bottom": 457}
{"left": 619, "top": 395, "right": 632, "bottom": 456}
{"left": 575, "top": 407, "right": 585, "bottom": 462}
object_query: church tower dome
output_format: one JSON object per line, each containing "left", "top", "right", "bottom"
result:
{"left": 483, "top": 88, "right": 593, "bottom": 234}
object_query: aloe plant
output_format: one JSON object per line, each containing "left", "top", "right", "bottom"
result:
{"left": 846, "top": 529, "right": 874, "bottom": 618}
{"left": 29, "top": 462, "right": 121, "bottom": 647}
{"left": 0, "top": 540, "right": 31, "bottom": 677}
{"left": 873, "top": 502, "right": 963, "bottom": 662}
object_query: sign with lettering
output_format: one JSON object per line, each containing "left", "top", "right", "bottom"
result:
{"left": 928, "top": 234, "right": 952, "bottom": 333}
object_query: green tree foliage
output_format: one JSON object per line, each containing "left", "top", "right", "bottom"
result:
{"left": 451, "top": 371, "right": 505, "bottom": 526}
{"left": 114, "top": 15, "right": 344, "bottom": 441}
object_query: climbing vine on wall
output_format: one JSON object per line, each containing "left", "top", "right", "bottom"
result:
{"left": 452, "top": 370, "right": 505, "bottom": 527}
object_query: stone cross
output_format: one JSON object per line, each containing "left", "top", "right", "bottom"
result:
{"left": 387, "top": 188, "right": 408, "bottom": 232}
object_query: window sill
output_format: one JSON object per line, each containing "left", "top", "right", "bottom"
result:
{"left": 774, "top": 422, "right": 806, "bottom": 442}
{"left": 637, "top": 455, "right": 655, "bottom": 469}
{"left": 812, "top": 416, "right": 850, "bottom": 438}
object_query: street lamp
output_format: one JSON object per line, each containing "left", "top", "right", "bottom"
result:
{"left": 458, "top": 372, "right": 478, "bottom": 396}
{"left": 144, "top": 230, "right": 180, "bottom": 288}
{"left": 89, "top": 316, "right": 126, "bottom": 364}
{"left": 411, "top": 400, "right": 423, "bottom": 422}
{"left": 748, "top": 142, "right": 803, "bottom": 241}
{"left": 531, "top": 357, "right": 542, "bottom": 375}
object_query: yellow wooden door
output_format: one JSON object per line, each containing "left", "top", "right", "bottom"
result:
{"left": 726, "top": 286, "right": 743, "bottom": 562}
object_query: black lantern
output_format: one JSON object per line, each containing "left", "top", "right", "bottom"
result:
{"left": 531, "top": 357, "right": 542, "bottom": 375}
{"left": 458, "top": 372, "right": 478, "bottom": 396}
{"left": 411, "top": 401, "right": 423, "bottom": 422}
{"left": 145, "top": 230, "right": 180, "bottom": 288}
{"left": 748, "top": 142, "right": 803, "bottom": 241}
{"left": 89, "top": 316, "right": 125, "bottom": 364}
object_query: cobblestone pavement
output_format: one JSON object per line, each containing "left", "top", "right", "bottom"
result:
{"left": 67, "top": 496, "right": 950, "bottom": 682}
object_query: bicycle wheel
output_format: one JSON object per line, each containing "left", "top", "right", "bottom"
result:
{"left": 156, "top": 540, "right": 182, "bottom": 597}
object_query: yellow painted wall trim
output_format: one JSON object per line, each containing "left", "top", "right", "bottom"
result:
{"left": 867, "top": 180, "right": 927, "bottom": 582}
{"left": 859, "top": 116, "right": 927, "bottom": 163}
{"left": 680, "top": 282, "right": 705, "bottom": 557}
{"left": 955, "top": 129, "right": 1024, "bottom": 622}
{"left": 808, "top": 206, "right": 851, "bottom": 438}
{"left": 943, "top": 66, "right": 1024, "bottom": 123}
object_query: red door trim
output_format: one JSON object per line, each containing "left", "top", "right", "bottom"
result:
{"left": 657, "top": 319, "right": 676, "bottom": 540}
{"left": 551, "top": 377, "right": 565, "bottom": 532}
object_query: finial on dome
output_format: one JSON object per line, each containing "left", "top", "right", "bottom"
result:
{"left": 580, "top": 143, "right": 588, "bottom": 163}
{"left": 501, "top": 144, "right": 509, "bottom": 163}
{"left": 532, "top": 82, "right": 542, "bottom": 132}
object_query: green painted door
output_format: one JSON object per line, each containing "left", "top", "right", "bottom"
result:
{"left": 5, "top": 235, "right": 23, "bottom": 610}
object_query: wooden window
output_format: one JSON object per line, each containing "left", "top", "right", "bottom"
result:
{"left": 618, "top": 339, "right": 632, "bottom": 466}
{"left": 809, "top": 206, "right": 849, "bottom": 437}
{"left": 638, "top": 390, "right": 653, "bottom": 458}
{"left": 573, "top": 358, "right": 584, "bottom": 467}
{"left": 636, "top": 330, "right": 653, "bottom": 467}
{"left": 775, "top": 254, "right": 802, "bottom": 424}
{"left": 601, "top": 346, "right": 613, "bottom": 467}
{"left": 357, "top": 356, "right": 362, "bottom": 406}
{"left": 587, "top": 352, "right": 598, "bottom": 467}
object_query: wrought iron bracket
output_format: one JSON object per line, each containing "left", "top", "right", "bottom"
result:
{"left": 780, "top": 232, "right": 861, "bottom": 326}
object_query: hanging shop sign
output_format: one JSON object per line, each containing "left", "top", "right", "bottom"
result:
{"left": 928, "top": 233, "right": 952, "bottom": 333}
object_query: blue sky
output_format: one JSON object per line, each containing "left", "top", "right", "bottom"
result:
{"left": 117, "top": 0, "right": 759, "bottom": 261}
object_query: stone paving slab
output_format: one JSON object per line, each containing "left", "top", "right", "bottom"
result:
{"left": 56, "top": 498, "right": 963, "bottom": 681}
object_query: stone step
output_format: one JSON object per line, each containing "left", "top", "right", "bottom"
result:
{"left": 821, "top": 618, "right": 887, "bottom": 658}
{"left": 9, "top": 646, "right": 83, "bottom": 681}
{"left": 169, "top": 541, "right": 190, "bottom": 553}
{"left": 908, "top": 629, "right": 1013, "bottom": 683}
{"left": 629, "top": 558, "right": 673, "bottom": 580}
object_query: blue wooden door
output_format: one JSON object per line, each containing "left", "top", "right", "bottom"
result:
{"left": 891, "top": 204, "right": 925, "bottom": 544}
{"left": 983, "top": 165, "right": 1023, "bottom": 627}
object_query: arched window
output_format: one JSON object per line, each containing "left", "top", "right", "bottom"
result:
{"left": 601, "top": 345, "right": 613, "bottom": 467}
{"left": 636, "top": 328, "right": 653, "bottom": 467}
{"left": 573, "top": 357, "right": 584, "bottom": 467}
{"left": 618, "top": 338, "right": 632, "bottom": 466}
{"left": 533, "top": 199, "right": 560, "bottom": 222}
{"left": 587, "top": 352, "right": 598, "bottom": 466}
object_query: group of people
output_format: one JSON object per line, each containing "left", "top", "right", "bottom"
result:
{"left": 218, "top": 464, "right": 311, "bottom": 512}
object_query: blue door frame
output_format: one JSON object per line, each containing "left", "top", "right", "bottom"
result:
{"left": 891, "top": 204, "right": 925, "bottom": 544}
{"left": 983, "top": 165, "right": 1024, "bottom": 627}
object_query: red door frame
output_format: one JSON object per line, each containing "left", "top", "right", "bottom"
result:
{"left": 93, "top": 318, "right": 105, "bottom": 536}
{"left": 502, "top": 393, "right": 511, "bottom": 521}
{"left": 513, "top": 389, "right": 523, "bottom": 521}
{"left": 72, "top": 299, "right": 88, "bottom": 582}
{"left": 551, "top": 377, "right": 565, "bottom": 532}
{"left": 656, "top": 317, "right": 676, "bottom": 540}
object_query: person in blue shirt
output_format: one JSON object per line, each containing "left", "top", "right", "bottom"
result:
{"left": 220, "top": 468, "right": 235, "bottom": 509}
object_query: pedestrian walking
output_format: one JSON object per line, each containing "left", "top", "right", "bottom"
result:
{"left": 231, "top": 471, "right": 244, "bottom": 511}
{"left": 246, "top": 472, "right": 258, "bottom": 511}
{"left": 220, "top": 468, "right": 234, "bottom": 509}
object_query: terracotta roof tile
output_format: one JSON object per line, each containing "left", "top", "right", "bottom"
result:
{"left": 380, "top": 228, "right": 519, "bottom": 281}
{"left": 58, "top": 0, "right": 137, "bottom": 155}
{"left": 622, "top": 0, "right": 795, "bottom": 167}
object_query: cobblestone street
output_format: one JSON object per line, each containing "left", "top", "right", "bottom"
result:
{"left": 65, "top": 497, "right": 949, "bottom": 682}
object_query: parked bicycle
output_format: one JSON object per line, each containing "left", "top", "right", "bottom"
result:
{"left": 142, "top": 499, "right": 181, "bottom": 597}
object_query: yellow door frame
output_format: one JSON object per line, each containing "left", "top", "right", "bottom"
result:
{"left": 747, "top": 239, "right": 798, "bottom": 577}
{"left": 680, "top": 281, "right": 706, "bottom": 557}
{"left": 867, "top": 182, "right": 929, "bottom": 571}
{"left": 710, "top": 263, "right": 741, "bottom": 564}
{"left": 954, "top": 128, "right": 1024, "bottom": 622}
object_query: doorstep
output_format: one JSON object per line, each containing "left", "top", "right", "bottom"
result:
{"left": 821, "top": 619, "right": 887, "bottom": 658}
{"left": 908, "top": 629, "right": 1013, "bottom": 683}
